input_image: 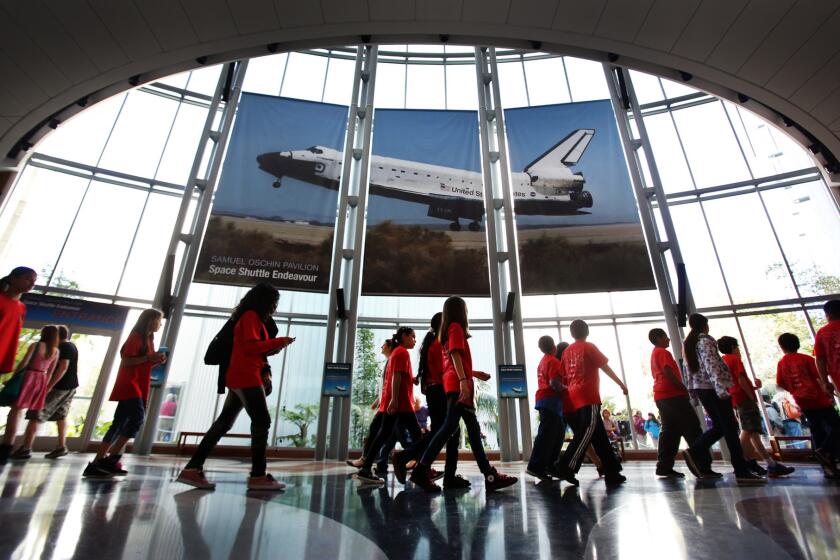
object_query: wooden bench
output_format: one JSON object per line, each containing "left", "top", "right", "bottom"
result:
{"left": 177, "top": 431, "right": 252, "bottom": 455}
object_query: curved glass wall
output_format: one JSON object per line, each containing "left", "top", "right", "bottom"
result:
{"left": 0, "top": 46, "right": 837, "bottom": 452}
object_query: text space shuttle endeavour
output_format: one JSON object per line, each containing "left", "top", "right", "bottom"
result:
{"left": 257, "top": 129, "right": 595, "bottom": 231}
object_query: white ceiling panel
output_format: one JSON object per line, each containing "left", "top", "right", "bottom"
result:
{"left": 508, "top": 0, "right": 558, "bottom": 28}
{"left": 462, "top": 0, "right": 511, "bottom": 24}
{"left": 0, "top": 84, "right": 25, "bottom": 118}
{"left": 705, "top": 0, "right": 795, "bottom": 74}
{"left": 369, "top": 0, "right": 415, "bottom": 21}
{"left": 552, "top": 0, "right": 607, "bottom": 34}
{"left": 766, "top": 8, "right": 840, "bottom": 98}
{"left": 272, "top": 1, "right": 324, "bottom": 27}
{"left": 415, "top": 0, "right": 463, "bottom": 21}
{"left": 737, "top": 0, "right": 838, "bottom": 86}
{"left": 14, "top": 2, "right": 98, "bottom": 83}
{"left": 136, "top": 0, "right": 199, "bottom": 51}
{"left": 0, "top": 15, "right": 71, "bottom": 96}
{"left": 0, "top": 117, "right": 13, "bottom": 137}
{"left": 811, "top": 85, "right": 840, "bottom": 128}
{"left": 789, "top": 50, "right": 840, "bottom": 111}
{"left": 595, "top": 0, "right": 654, "bottom": 44}
{"left": 46, "top": 0, "right": 129, "bottom": 72}
{"left": 180, "top": 0, "right": 239, "bottom": 42}
{"left": 671, "top": 0, "right": 749, "bottom": 61}
{"left": 634, "top": 0, "right": 702, "bottom": 52}
{"left": 88, "top": 0, "right": 162, "bottom": 61}
{"left": 320, "top": 0, "right": 370, "bottom": 24}
{"left": 227, "top": 0, "right": 281, "bottom": 34}
{"left": 0, "top": 51, "right": 48, "bottom": 111}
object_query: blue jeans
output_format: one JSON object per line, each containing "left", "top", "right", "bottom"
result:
{"left": 783, "top": 419, "right": 807, "bottom": 448}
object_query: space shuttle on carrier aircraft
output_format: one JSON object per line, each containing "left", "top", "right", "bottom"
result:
{"left": 256, "top": 129, "right": 595, "bottom": 231}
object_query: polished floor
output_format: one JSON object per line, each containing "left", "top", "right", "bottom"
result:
{"left": 0, "top": 454, "right": 837, "bottom": 560}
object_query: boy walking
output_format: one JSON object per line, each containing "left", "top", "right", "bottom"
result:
{"left": 550, "top": 320, "right": 628, "bottom": 486}
{"left": 648, "top": 328, "right": 709, "bottom": 478}
{"left": 526, "top": 335, "right": 566, "bottom": 481}
{"left": 776, "top": 333, "right": 840, "bottom": 477}
{"left": 815, "top": 299, "right": 840, "bottom": 398}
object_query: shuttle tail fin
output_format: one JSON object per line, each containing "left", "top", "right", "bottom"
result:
{"left": 524, "top": 129, "right": 595, "bottom": 173}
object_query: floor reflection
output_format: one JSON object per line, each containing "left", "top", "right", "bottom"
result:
{"left": 0, "top": 457, "right": 837, "bottom": 559}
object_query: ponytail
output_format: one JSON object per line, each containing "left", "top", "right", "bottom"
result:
{"left": 683, "top": 313, "right": 708, "bottom": 373}
{"left": 391, "top": 326, "right": 415, "bottom": 349}
{"left": 417, "top": 313, "right": 442, "bottom": 386}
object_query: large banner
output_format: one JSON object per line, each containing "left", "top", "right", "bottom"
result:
{"left": 196, "top": 94, "right": 652, "bottom": 295}
{"left": 362, "top": 109, "right": 489, "bottom": 295}
{"left": 194, "top": 94, "right": 346, "bottom": 290}
{"left": 505, "top": 100, "right": 654, "bottom": 293}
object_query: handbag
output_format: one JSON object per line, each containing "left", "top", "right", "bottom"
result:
{"left": 0, "top": 347, "right": 34, "bottom": 407}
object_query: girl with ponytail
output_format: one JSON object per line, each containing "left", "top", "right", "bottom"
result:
{"left": 0, "top": 267, "right": 36, "bottom": 379}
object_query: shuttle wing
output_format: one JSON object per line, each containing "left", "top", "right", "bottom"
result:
{"left": 524, "top": 129, "right": 595, "bottom": 173}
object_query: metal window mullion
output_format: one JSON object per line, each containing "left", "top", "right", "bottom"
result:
{"left": 135, "top": 61, "right": 248, "bottom": 455}
{"left": 270, "top": 318, "right": 293, "bottom": 448}
{"left": 560, "top": 57, "right": 573, "bottom": 102}
{"left": 320, "top": 50, "right": 332, "bottom": 103}
{"left": 610, "top": 315, "right": 637, "bottom": 450}
{"left": 622, "top": 68, "right": 697, "bottom": 314}
{"left": 520, "top": 55, "right": 531, "bottom": 107}
{"left": 604, "top": 65, "right": 684, "bottom": 360}
{"left": 278, "top": 53, "right": 291, "bottom": 96}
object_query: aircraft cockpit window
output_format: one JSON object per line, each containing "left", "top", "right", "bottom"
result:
{"left": 307, "top": 146, "right": 324, "bottom": 154}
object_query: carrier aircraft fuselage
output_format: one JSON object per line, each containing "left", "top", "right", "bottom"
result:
{"left": 257, "top": 129, "right": 596, "bottom": 231}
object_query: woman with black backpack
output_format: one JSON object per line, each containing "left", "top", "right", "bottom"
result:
{"left": 177, "top": 283, "right": 294, "bottom": 491}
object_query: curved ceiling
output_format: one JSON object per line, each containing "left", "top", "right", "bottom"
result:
{"left": 2, "top": 1, "right": 840, "bottom": 186}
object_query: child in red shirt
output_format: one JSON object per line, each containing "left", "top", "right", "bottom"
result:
{"left": 0, "top": 267, "right": 36, "bottom": 379}
{"left": 647, "top": 328, "right": 710, "bottom": 478}
{"left": 718, "top": 336, "right": 794, "bottom": 478}
{"left": 526, "top": 335, "right": 566, "bottom": 481}
{"left": 776, "top": 332, "right": 840, "bottom": 477}
{"left": 85, "top": 308, "right": 166, "bottom": 478}
{"left": 814, "top": 299, "right": 840, "bottom": 398}
{"left": 551, "top": 319, "right": 628, "bottom": 486}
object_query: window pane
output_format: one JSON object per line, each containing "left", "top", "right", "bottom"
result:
{"left": 660, "top": 77, "right": 696, "bottom": 99}
{"left": 280, "top": 53, "right": 328, "bottom": 101}
{"left": 726, "top": 103, "right": 815, "bottom": 176}
{"left": 185, "top": 65, "right": 223, "bottom": 97}
{"left": 761, "top": 181, "right": 840, "bottom": 297}
{"left": 154, "top": 102, "right": 210, "bottom": 185}
{"left": 671, "top": 102, "right": 752, "bottom": 188}
{"left": 117, "top": 193, "right": 181, "bottom": 299}
{"left": 616, "top": 321, "right": 663, "bottom": 448}
{"left": 629, "top": 71, "right": 664, "bottom": 105}
{"left": 98, "top": 91, "right": 179, "bottom": 178}
{"left": 564, "top": 57, "right": 609, "bottom": 101}
{"left": 0, "top": 167, "right": 88, "bottom": 277}
{"left": 374, "top": 62, "right": 406, "bottom": 108}
{"left": 242, "top": 53, "right": 287, "bottom": 95}
{"left": 52, "top": 182, "right": 147, "bottom": 294}
{"left": 556, "top": 292, "right": 613, "bottom": 317}
{"left": 610, "top": 290, "right": 663, "bottom": 315}
{"left": 445, "top": 64, "right": 478, "bottom": 110}
{"left": 524, "top": 57, "right": 571, "bottom": 106}
{"left": 496, "top": 60, "right": 528, "bottom": 108}
{"left": 36, "top": 93, "right": 126, "bottom": 166}
{"left": 668, "top": 203, "right": 730, "bottom": 308}
{"left": 702, "top": 193, "right": 798, "bottom": 304}
{"left": 737, "top": 311, "right": 815, "bottom": 385}
{"left": 274, "top": 324, "right": 326, "bottom": 447}
{"left": 406, "top": 64, "right": 445, "bottom": 109}
{"left": 643, "top": 113, "right": 694, "bottom": 193}
{"left": 322, "top": 56, "right": 355, "bottom": 105}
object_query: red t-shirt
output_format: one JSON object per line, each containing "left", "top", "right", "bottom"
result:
{"left": 425, "top": 339, "right": 444, "bottom": 386}
{"left": 535, "top": 353, "right": 563, "bottom": 401}
{"left": 379, "top": 345, "right": 414, "bottom": 413}
{"left": 815, "top": 320, "right": 840, "bottom": 390}
{"left": 110, "top": 332, "right": 155, "bottom": 401}
{"left": 650, "top": 347, "right": 687, "bottom": 401}
{"left": 560, "top": 340, "right": 608, "bottom": 411}
{"left": 724, "top": 354, "right": 753, "bottom": 407}
{"left": 226, "top": 311, "right": 292, "bottom": 389}
{"left": 0, "top": 293, "right": 25, "bottom": 373}
{"left": 442, "top": 323, "right": 472, "bottom": 394}
{"left": 776, "top": 352, "right": 833, "bottom": 410}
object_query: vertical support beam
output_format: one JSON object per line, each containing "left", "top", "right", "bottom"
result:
{"left": 315, "top": 45, "right": 378, "bottom": 461}
{"left": 475, "top": 47, "right": 532, "bottom": 462}
{"left": 603, "top": 64, "right": 687, "bottom": 361}
{"left": 135, "top": 61, "right": 249, "bottom": 455}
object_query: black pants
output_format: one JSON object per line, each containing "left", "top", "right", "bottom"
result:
{"left": 804, "top": 406, "right": 840, "bottom": 457}
{"left": 690, "top": 389, "right": 749, "bottom": 475}
{"left": 419, "top": 393, "right": 491, "bottom": 475}
{"left": 528, "top": 407, "right": 565, "bottom": 473}
{"left": 362, "top": 411, "right": 422, "bottom": 470}
{"left": 426, "top": 384, "right": 461, "bottom": 478}
{"left": 555, "top": 404, "right": 621, "bottom": 475}
{"left": 655, "top": 395, "right": 711, "bottom": 471}
{"left": 102, "top": 398, "right": 146, "bottom": 442}
{"left": 185, "top": 387, "right": 271, "bottom": 477}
